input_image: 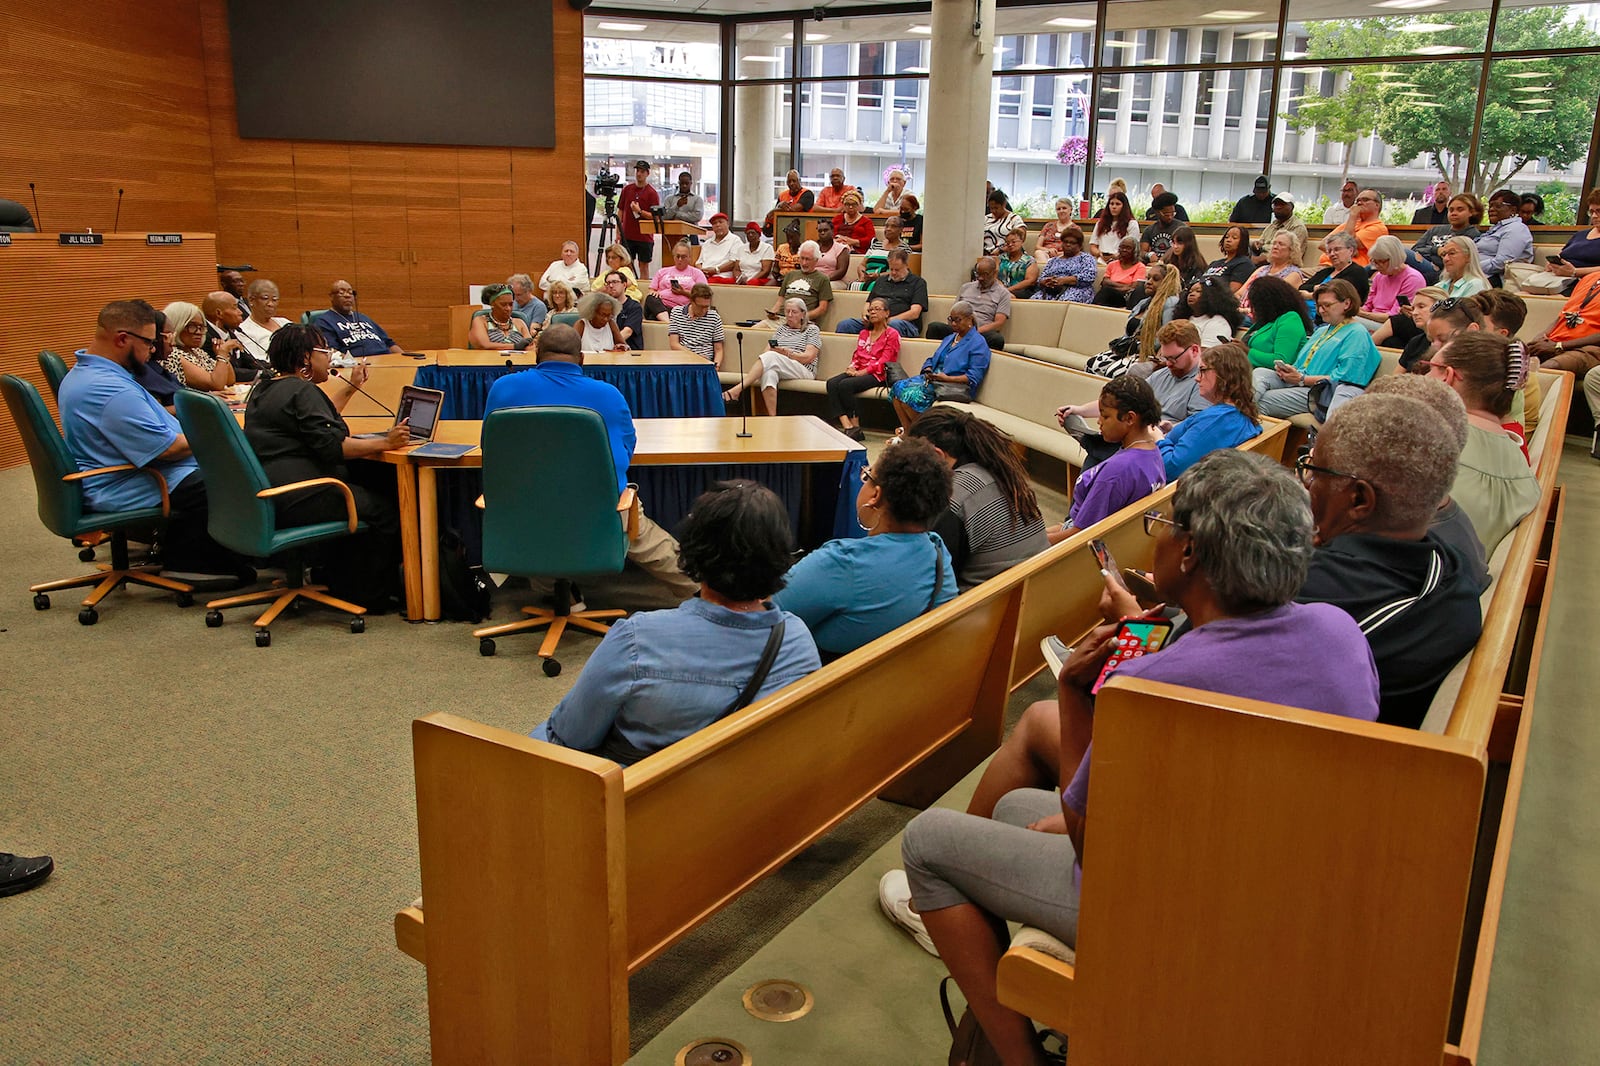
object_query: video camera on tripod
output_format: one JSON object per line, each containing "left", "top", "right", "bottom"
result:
{"left": 593, "top": 161, "right": 622, "bottom": 209}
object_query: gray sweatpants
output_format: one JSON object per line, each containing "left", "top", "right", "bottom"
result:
{"left": 901, "top": 788, "right": 1082, "bottom": 949}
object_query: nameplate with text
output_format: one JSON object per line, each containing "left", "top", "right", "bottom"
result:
{"left": 59, "top": 233, "right": 103, "bottom": 246}
{"left": 146, "top": 233, "right": 184, "bottom": 245}
{"left": 0, "top": 233, "right": 10, "bottom": 246}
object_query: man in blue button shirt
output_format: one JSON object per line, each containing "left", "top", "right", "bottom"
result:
{"left": 58, "top": 300, "right": 250, "bottom": 580}
{"left": 482, "top": 325, "right": 696, "bottom": 599}
{"left": 313, "top": 280, "right": 405, "bottom": 357}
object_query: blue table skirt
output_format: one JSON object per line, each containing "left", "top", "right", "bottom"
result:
{"left": 437, "top": 450, "right": 866, "bottom": 567}
{"left": 413, "top": 363, "right": 723, "bottom": 420}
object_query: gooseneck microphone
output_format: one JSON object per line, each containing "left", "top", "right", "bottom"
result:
{"left": 329, "top": 367, "right": 397, "bottom": 416}
{"left": 28, "top": 182, "right": 42, "bottom": 229}
{"left": 734, "top": 331, "right": 752, "bottom": 439}
{"left": 112, "top": 188, "right": 124, "bottom": 232}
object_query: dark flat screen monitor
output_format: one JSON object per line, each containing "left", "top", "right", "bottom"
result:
{"left": 226, "top": 0, "right": 555, "bottom": 149}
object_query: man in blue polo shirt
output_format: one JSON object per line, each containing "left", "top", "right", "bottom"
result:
{"left": 58, "top": 300, "right": 250, "bottom": 580}
{"left": 482, "top": 325, "right": 696, "bottom": 599}
{"left": 313, "top": 279, "right": 405, "bottom": 357}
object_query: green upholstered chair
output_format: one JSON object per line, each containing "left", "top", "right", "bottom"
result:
{"left": 0, "top": 373, "right": 193, "bottom": 624}
{"left": 172, "top": 390, "right": 369, "bottom": 648}
{"left": 549, "top": 311, "right": 583, "bottom": 328}
{"left": 38, "top": 350, "right": 69, "bottom": 399}
{"left": 472, "top": 405, "right": 637, "bottom": 673}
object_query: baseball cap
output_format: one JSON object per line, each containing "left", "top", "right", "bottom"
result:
{"left": 745, "top": 221, "right": 763, "bottom": 233}
{"left": 632, "top": 160, "right": 650, "bottom": 171}
{"left": 709, "top": 212, "right": 729, "bottom": 224}
{"left": 1272, "top": 191, "right": 1295, "bottom": 205}
{"left": 1253, "top": 175, "right": 1271, "bottom": 191}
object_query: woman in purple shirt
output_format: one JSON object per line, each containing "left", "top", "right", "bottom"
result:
{"left": 882, "top": 450, "right": 1379, "bottom": 1065}
{"left": 1048, "top": 375, "right": 1166, "bottom": 544}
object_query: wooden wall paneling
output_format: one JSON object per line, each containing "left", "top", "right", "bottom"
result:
{"left": 0, "top": 2, "right": 219, "bottom": 239}
{"left": 290, "top": 146, "right": 357, "bottom": 322}
{"left": 0, "top": 235, "right": 217, "bottom": 470}
{"left": 348, "top": 146, "right": 415, "bottom": 345}
{"left": 458, "top": 151, "right": 516, "bottom": 294}
{"left": 405, "top": 149, "right": 466, "bottom": 348}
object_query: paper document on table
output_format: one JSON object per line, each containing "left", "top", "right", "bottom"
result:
{"left": 407, "top": 442, "right": 476, "bottom": 459}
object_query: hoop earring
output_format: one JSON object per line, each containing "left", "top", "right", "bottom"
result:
{"left": 856, "top": 502, "right": 881, "bottom": 534}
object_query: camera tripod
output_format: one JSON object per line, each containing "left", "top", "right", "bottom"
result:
{"left": 593, "top": 195, "right": 619, "bottom": 276}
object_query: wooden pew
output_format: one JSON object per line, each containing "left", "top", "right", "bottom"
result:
{"left": 395, "top": 571, "right": 1025, "bottom": 1065}
{"left": 995, "top": 370, "right": 1571, "bottom": 1065}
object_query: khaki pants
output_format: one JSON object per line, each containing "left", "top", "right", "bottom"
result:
{"left": 628, "top": 509, "right": 699, "bottom": 599}
{"left": 1541, "top": 345, "right": 1600, "bottom": 378}
{"left": 1585, "top": 364, "right": 1600, "bottom": 423}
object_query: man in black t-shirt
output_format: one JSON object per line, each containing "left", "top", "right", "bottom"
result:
{"left": 1229, "top": 175, "right": 1274, "bottom": 225}
{"left": 836, "top": 249, "right": 928, "bottom": 337}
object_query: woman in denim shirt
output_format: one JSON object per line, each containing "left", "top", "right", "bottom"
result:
{"left": 531, "top": 482, "right": 820, "bottom": 764}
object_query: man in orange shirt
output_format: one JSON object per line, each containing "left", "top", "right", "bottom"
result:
{"left": 815, "top": 167, "right": 856, "bottom": 212}
{"left": 1528, "top": 271, "right": 1600, "bottom": 377}
{"left": 763, "top": 169, "right": 815, "bottom": 237}
{"left": 1319, "top": 189, "right": 1388, "bottom": 267}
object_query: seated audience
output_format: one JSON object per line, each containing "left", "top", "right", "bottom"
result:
{"left": 1519, "top": 193, "right": 1545, "bottom": 226}
{"left": 530, "top": 480, "right": 820, "bottom": 765}
{"left": 314, "top": 280, "right": 403, "bottom": 356}
{"left": 767, "top": 240, "right": 833, "bottom": 323}
{"left": 1325, "top": 179, "right": 1359, "bottom": 226}
{"left": 1412, "top": 181, "right": 1452, "bottom": 226}
{"left": 1475, "top": 190, "right": 1534, "bottom": 286}
{"left": 1030, "top": 227, "right": 1097, "bottom": 304}
{"left": 828, "top": 297, "right": 901, "bottom": 441}
{"left": 646, "top": 241, "right": 708, "bottom": 322}
{"left": 898, "top": 194, "right": 925, "bottom": 252}
{"left": 1090, "top": 191, "right": 1139, "bottom": 261}
{"left": 602, "top": 270, "right": 645, "bottom": 351}
{"left": 817, "top": 167, "right": 855, "bottom": 212}
{"left": 161, "top": 301, "right": 236, "bottom": 392}
{"left": 1165, "top": 225, "right": 1209, "bottom": 289}
{"left": 1230, "top": 175, "right": 1275, "bottom": 225}
{"left": 1319, "top": 188, "right": 1387, "bottom": 267}
{"left": 893, "top": 301, "right": 991, "bottom": 428}
{"left": 1047, "top": 375, "right": 1166, "bottom": 545}
{"left": 1093, "top": 237, "right": 1147, "bottom": 308}
{"left": 587, "top": 245, "right": 643, "bottom": 303}
{"left": 507, "top": 272, "right": 550, "bottom": 330}
{"left": 860, "top": 216, "right": 910, "bottom": 286}
{"left": 815, "top": 219, "right": 853, "bottom": 283}
{"left": 1253, "top": 191, "right": 1308, "bottom": 266}
{"left": 1204, "top": 224, "right": 1255, "bottom": 292}
{"left": 1146, "top": 320, "right": 1213, "bottom": 428}
{"left": 575, "top": 291, "right": 629, "bottom": 353}
{"left": 1176, "top": 275, "right": 1242, "bottom": 348}
{"left": 832, "top": 190, "right": 876, "bottom": 254}
{"left": 131, "top": 308, "right": 184, "bottom": 409}
{"left": 928, "top": 258, "right": 1010, "bottom": 348}
{"left": 1300, "top": 232, "right": 1371, "bottom": 307}
{"left": 1253, "top": 279, "right": 1380, "bottom": 420}
{"left": 1037, "top": 197, "right": 1077, "bottom": 260}
{"left": 218, "top": 269, "right": 250, "bottom": 317}
{"left": 765, "top": 169, "right": 815, "bottom": 236}
{"left": 539, "top": 241, "right": 591, "bottom": 302}
{"left": 1423, "top": 331, "right": 1540, "bottom": 555}
{"left": 723, "top": 298, "right": 819, "bottom": 414}
{"left": 235, "top": 279, "right": 290, "bottom": 370}
{"left": 1438, "top": 236, "right": 1490, "bottom": 299}
{"left": 886, "top": 450, "right": 1378, "bottom": 1060}
{"left": 1375, "top": 286, "right": 1444, "bottom": 365}
{"left": 1421, "top": 295, "right": 1486, "bottom": 367}
{"left": 59, "top": 300, "right": 249, "bottom": 580}
{"left": 874, "top": 168, "right": 909, "bottom": 215}
{"left": 707, "top": 221, "right": 774, "bottom": 286}
{"left": 1157, "top": 342, "right": 1262, "bottom": 479}
{"left": 667, "top": 283, "right": 725, "bottom": 367}
{"left": 773, "top": 218, "right": 805, "bottom": 276}
{"left": 544, "top": 279, "right": 581, "bottom": 320}
{"left": 1143, "top": 183, "right": 1189, "bottom": 223}
{"left": 1241, "top": 231, "right": 1307, "bottom": 313}
{"left": 996, "top": 229, "right": 1039, "bottom": 299}
{"left": 243, "top": 325, "right": 405, "bottom": 610}
{"left": 200, "top": 290, "right": 257, "bottom": 381}
{"left": 1141, "top": 191, "right": 1184, "bottom": 261}
{"left": 1133, "top": 264, "right": 1185, "bottom": 357}
{"left": 468, "top": 284, "right": 535, "bottom": 351}
{"left": 1353, "top": 235, "right": 1425, "bottom": 331}
{"left": 1507, "top": 188, "right": 1600, "bottom": 294}
{"left": 1526, "top": 267, "right": 1600, "bottom": 378}
{"left": 1472, "top": 290, "right": 1541, "bottom": 434}
{"left": 1243, "top": 275, "right": 1312, "bottom": 370}
{"left": 1410, "top": 193, "right": 1482, "bottom": 282}
{"left": 982, "top": 189, "right": 1026, "bottom": 256}
{"left": 836, "top": 248, "right": 926, "bottom": 337}
{"left": 774, "top": 438, "right": 957, "bottom": 660}
{"left": 907, "top": 410, "right": 1049, "bottom": 589}
{"left": 734, "top": 221, "right": 778, "bottom": 285}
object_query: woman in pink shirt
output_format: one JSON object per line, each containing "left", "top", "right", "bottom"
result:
{"left": 644, "top": 241, "right": 709, "bottom": 322}
{"left": 1353, "top": 235, "right": 1424, "bottom": 333}
{"left": 1094, "top": 236, "right": 1148, "bottom": 307}
{"left": 826, "top": 296, "right": 901, "bottom": 441}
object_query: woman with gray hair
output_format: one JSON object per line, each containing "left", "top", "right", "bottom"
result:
{"left": 1437, "top": 235, "right": 1490, "bottom": 299}
{"left": 1352, "top": 234, "right": 1425, "bottom": 332}
{"left": 574, "top": 290, "right": 628, "bottom": 352}
{"left": 881, "top": 449, "right": 1378, "bottom": 1062}
{"left": 160, "top": 300, "right": 236, "bottom": 391}
{"left": 1300, "top": 231, "right": 1371, "bottom": 310}
{"left": 722, "top": 297, "right": 821, "bottom": 414}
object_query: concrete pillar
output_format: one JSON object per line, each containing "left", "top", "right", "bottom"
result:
{"left": 734, "top": 79, "right": 778, "bottom": 225}
{"left": 922, "top": 0, "right": 996, "bottom": 297}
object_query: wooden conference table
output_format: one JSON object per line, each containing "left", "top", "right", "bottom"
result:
{"left": 353, "top": 414, "right": 868, "bottom": 621}
{"left": 405, "top": 349, "right": 725, "bottom": 420}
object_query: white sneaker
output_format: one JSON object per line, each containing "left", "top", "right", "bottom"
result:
{"left": 878, "top": 869, "right": 939, "bottom": 957}
{"left": 1040, "top": 635, "right": 1073, "bottom": 680}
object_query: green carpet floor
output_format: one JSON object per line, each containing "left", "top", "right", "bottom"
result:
{"left": 2, "top": 438, "right": 1597, "bottom": 1063}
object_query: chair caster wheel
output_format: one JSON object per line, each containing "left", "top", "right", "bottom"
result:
{"left": 33, "top": 592, "right": 50, "bottom": 610}
{"left": 79, "top": 547, "right": 96, "bottom": 562}
{"left": 255, "top": 629, "right": 272, "bottom": 648}
{"left": 176, "top": 592, "right": 194, "bottom": 608}
{"left": 542, "top": 658, "right": 562, "bottom": 678}
{"left": 350, "top": 617, "right": 365, "bottom": 634}
{"left": 78, "top": 607, "right": 98, "bottom": 626}
{"left": 479, "top": 637, "right": 497, "bottom": 657}
{"left": 205, "top": 610, "right": 224, "bottom": 628}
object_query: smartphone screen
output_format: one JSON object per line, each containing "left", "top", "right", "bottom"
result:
{"left": 1091, "top": 619, "right": 1174, "bottom": 694}
{"left": 1089, "top": 539, "right": 1125, "bottom": 587}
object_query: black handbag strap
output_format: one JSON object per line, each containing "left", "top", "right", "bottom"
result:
{"left": 924, "top": 534, "right": 946, "bottom": 613}
{"left": 721, "top": 619, "right": 787, "bottom": 719}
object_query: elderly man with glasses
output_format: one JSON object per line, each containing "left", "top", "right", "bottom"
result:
{"left": 1319, "top": 188, "right": 1388, "bottom": 268}
{"left": 1475, "top": 189, "right": 1535, "bottom": 288}
{"left": 925, "top": 257, "right": 1012, "bottom": 349}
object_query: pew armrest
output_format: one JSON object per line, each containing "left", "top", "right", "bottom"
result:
{"left": 997, "top": 945, "right": 1075, "bottom": 1033}
{"left": 395, "top": 906, "right": 426, "bottom": 964}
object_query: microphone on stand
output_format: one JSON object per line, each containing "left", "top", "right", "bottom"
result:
{"left": 734, "top": 331, "right": 752, "bottom": 438}
{"left": 28, "top": 182, "right": 43, "bottom": 230}
{"left": 112, "top": 188, "right": 124, "bottom": 232}
{"left": 329, "top": 367, "right": 397, "bottom": 416}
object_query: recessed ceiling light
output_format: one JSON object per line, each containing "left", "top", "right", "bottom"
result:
{"left": 1201, "top": 10, "right": 1264, "bottom": 19}
{"left": 1103, "top": 39, "right": 1140, "bottom": 49}
{"left": 1518, "top": 98, "right": 1554, "bottom": 104}
{"left": 1373, "top": 0, "right": 1447, "bottom": 8}
{"left": 1237, "top": 30, "right": 1279, "bottom": 39}
{"left": 596, "top": 22, "right": 647, "bottom": 32}
{"left": 1047, "top": 16, "right": 1096, "bottom": 28}
{"left": 1383, "top": 82, "right": 1420, "bottom": 88}
{"left": 1395, "top": 21, "right": 1455, "bottom": 31}
{"left": 1505, "top": 70, "right": 1554, "bottom": 78}
{"left": 909, "top": 25, "right": 932, "bottom": 34}
{"left": 1511, "top": 85, "right": 1555, "bottom": 92}
{"left": 1414, "top": 44, "right": 1469, "bottom": 53}
{"left": 805, "top": 33, "right": 830, "bottom": 42}
{"left": 1523, "top": 108, "right": 1553, "bottom": 114}
{"left": 740, "top": 55, "right": 782, "bottom": 64}
{"left": 1409, "top": 101, "right": 1445, "bottom": 107}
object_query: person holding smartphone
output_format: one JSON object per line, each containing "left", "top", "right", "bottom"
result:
{"left": 880, "top": 451, "right": 1378, "bottom": 1062}
{"left": 721, "top": 298, "right": 821, "bottom": 415}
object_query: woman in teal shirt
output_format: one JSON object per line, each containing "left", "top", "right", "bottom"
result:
{"left": 1251, "top": 279, "right": 1381, "bottom": 421}
{"left": 1242, "top": 275, "right": 1312, "bottom": 370}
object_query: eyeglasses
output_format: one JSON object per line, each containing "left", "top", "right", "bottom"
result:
{"left": 1143, "top": 510, "right": 1183, "bottom": 536}
{"left": 1355, "top": 196, "right": 1379, "bottom": 204}
{"left": 121, "top": 330, "right": 160, "bottom": 350}
{"left": 312, "top": 347, "right": 337, "bottom": 357}
{"left": 1295, "top": 454, "right": 1358, "bottom": 486}
{"left": 1413, "top": 358, "right": 1455, "bottom": 376}
{"left": 860, "top": 467, "right": 877, "bottom": 484}
{"left": 1197, "top": 363, "right": 1214, "bottom": 375}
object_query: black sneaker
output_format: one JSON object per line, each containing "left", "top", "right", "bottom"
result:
{"left": 0, "top": 852, "right": 54, "bottom": 897}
